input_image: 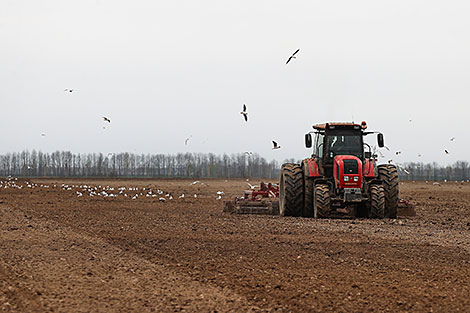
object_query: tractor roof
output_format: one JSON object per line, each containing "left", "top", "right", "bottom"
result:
{"left": 313, "top": 122, "right": 366, "bottom": 131}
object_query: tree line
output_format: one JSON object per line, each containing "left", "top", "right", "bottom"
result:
{"left": 0, "top": 150, "right": 468, "bottom": 181}
{"left": 0, "top": 150, "right": 281, "bottom": 179}
{"left": 396, "top": 161, "right": 470, "bottom": 182}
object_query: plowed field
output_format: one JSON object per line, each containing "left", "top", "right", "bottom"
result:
{"left": 1, "top": 178, "right": 470, "bottom": 312}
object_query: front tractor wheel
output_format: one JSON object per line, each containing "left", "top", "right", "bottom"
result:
{"left": 314, "top": 184, "right": 330, "bottom": 218}
{"left": 279, "top": 163, "right": 304, "bottom": 216}
{"left": 369, "top": 185, "right": 385, "bottom": 219}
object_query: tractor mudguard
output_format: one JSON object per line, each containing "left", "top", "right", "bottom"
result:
{"left": 363, "top": 159, "right": 376, "bottom": 177}
{"left": 302, "top": 158, "right": 321, "bottom": 177}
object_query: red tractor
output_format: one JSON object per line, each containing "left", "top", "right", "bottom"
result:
{"left": 279, "top": 121, "right": 398, "bottom": 219}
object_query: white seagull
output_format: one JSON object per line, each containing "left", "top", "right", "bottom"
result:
{"left": 272, "top": 141, "right": 281, "bottom": 150}
{"left": 185, "top": 136, "right": 192, "bottom": 145}
{"left": 286, "top": 49, "right": 300, "bottom": 64}
{"left": 240, "top": 104, "right": 248, "bottom": 122}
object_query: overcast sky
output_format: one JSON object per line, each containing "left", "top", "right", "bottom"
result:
{"left": 1, "top": 0, "right": 469, "bottom": 165}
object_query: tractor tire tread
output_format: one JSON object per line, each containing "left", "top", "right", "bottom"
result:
{"left": 280, "top": 163, "right": 304, "bottom": 216}
{"left": 370, "top": 185, "right": 385, "bottom": 219}
{"left": 314, "top": 184, "right": 330, "bottom": 218}
{"left": 378, "top": 164, "right": 399, "bottom": 218}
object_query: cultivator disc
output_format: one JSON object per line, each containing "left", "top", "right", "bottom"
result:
{"left": 224, "top": 199, "right": 280, "bottom": 215}
{"left": 398, "top": 198, "right": 416, "bottom": 216}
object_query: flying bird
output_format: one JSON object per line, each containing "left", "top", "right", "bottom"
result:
{"left": 246, "top": 182, "right": 259, "bottom": 190}
{"left": 245, "top": 151, "right": 253, "bottom": 156}
{"left": 103, "top": 116, "right": 111, "bottom": 123}
{"left": 418, "top": 153, "right": 422, "bottom": 157}
{"left": 64, "top": 89, "right": 74, "bottom": 93}
{"left": 383, "top": 145, "right": 391, "bottom": 151}
{"left": 41, "top": 133, "right": 46, "bottom": 137}
{"left": 240, "top": 104, "right": 248, "bottom": 122}
{"left": 445, "top": 150, "right": 449, "bottom": 154}
{"left": 286, "top": 49, "right": 300, "bottom": 64}
{"left": 395, "top": 151, "right": 401, "bottom": 155}
{"left": 272, "top": 141, "right": 281, "bottom": 150}
{"left": 450, "top": 137, "right": 456, "bottom": 141}
{"left": 185, "top": 136, "right": 192, "bottom": 145}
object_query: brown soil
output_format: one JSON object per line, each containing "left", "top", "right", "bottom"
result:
{"left": 1, "top": 178, "right": 470, "bottom": 312}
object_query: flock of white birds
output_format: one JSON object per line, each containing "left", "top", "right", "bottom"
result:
{"left": 0, "top": 177, "right": 228, "bottom": 201}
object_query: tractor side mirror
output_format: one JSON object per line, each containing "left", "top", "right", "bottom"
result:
{"left": 377, "top": 133, "right": 384, "bottom": 148}
{"left": 305, "top": 133, "right": 312, "bottom": 148}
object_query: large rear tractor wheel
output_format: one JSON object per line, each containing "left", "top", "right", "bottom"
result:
{"left": 378, "top": 164, "right": 399, "bottom": 218}
{"left": 279, "top": 163, "right": 304, "bottom": 217}
{"left": 369, "top": 185, "right": 385, "bottom": 219}
{"left": 314, "top": 184, "right": 330, "bottom": 218}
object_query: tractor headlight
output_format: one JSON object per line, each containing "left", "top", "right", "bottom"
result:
{"left": 353, "top": 176, "right": 359, "bottom": 182}
{"left": 344, "top": 176, "right": 349, "bottom": 182}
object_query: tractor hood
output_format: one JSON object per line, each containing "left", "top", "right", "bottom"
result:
{"left": 333, "top": 155, "right": 363, "bottom": 189}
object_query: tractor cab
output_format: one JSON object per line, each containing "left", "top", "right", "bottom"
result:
{"left": 307, "top": 122, "right": 367, "bottom": 177}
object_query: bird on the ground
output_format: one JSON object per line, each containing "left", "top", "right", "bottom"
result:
{"left": 190, "top": 180, "right": 200, "bottom": 185}
{"left": 216, "top": 195, "right": 222, "bottom": 200}
{"left": 450, "top": 137, "right": 456, "bottom": 141}
{"left": 240, "top": 104, "right": 248, "bottom": 122}
{"left": 445, "top": 150, "right": 449, "bottom": 154}
{"left": 64, "top": 89, "right": 74, "bottom": 93}
{"left": 246, "top": 182, "right": 259, "bottom": 190}
{"left": 286, "top": 49, "right": 300, "bottom": 64}
{"left": 216, "top": 191, "right": 225, "bottom": 196}
{"left": 272, "top": 141, "right": 281, "bottom": 150}
{"left": 103, "top": 116, "right": 111, "bottom": 123}
{"left": 185, "top": 136, "right": 192, "bottom": 145}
